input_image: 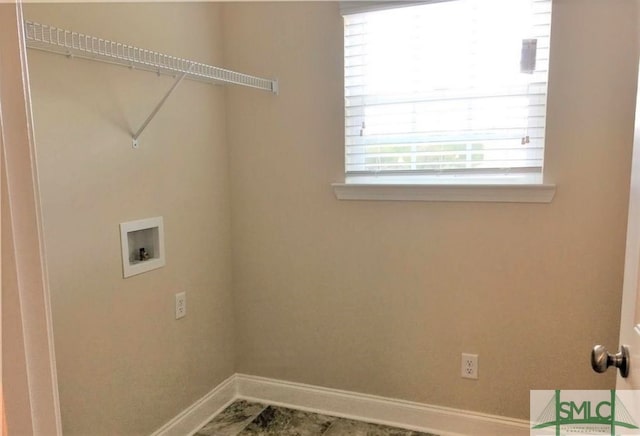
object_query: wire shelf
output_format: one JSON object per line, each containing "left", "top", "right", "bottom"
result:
{"left": 24, "top": 20, "right": 278, "bottom": 94}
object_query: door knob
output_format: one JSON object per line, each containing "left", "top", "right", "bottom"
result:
{"left": 591, "top": 344, "right": 630, "bottom": 378}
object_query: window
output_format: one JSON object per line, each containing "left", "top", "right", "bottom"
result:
{"left": 341, "top": 0, "right": 552, "bottom": 188}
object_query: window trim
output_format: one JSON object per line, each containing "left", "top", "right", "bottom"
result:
{"left": 332, "top": 182, "right": 556, "bottom": 203}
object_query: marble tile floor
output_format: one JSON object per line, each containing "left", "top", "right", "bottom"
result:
{"left": 195, "top": 399, "right": 438, "bottom": 436}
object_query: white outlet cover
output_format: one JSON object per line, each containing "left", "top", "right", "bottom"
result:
{"left": 461, "top": 353, "right": 478, "bottom": 379}
{"left": 175, "top": 291, "right": 186, "bottom": 319}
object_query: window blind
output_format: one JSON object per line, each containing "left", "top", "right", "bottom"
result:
{"left": 340, "top": 1, "right": 445, "bottom": 16}
{"left": 343, "top": 0, "right": 552, "bottom": 182}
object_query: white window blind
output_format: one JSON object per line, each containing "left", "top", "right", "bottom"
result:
{"left": 343, "top": 0, "right": 552, "bottom": 183}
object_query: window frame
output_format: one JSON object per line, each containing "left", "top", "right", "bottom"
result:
{"left": 334, "top": 0, "right": 556, "bottom": 203}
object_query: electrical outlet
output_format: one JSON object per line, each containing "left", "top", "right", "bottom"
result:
{"left": 175, "top": 292, "right": 186, "bottom": 319}
{"left": 461, "top": 353, "right": 478, "bottom": 379}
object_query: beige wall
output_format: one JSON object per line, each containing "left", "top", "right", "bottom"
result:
{"left": 223, "top": 0, "right": 639, "bottom": 420}
{"left": 24, "top": 3, "right": 235, "bottom": 435}
{"left": 22, "top": 0, "right": 640, "bottom": 431}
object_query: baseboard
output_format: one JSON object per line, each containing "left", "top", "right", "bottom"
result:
{"left": 151, "top": 373, "right": 531, "bottom": 436}
{"left": 150, "top": 374, "right": 236, "bottom": 436}
{"left": 235, "top": 374, "right": 530, "bottom": 436}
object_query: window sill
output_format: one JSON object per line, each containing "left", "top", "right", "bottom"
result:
{"left": 331, "top": 182, "right": 556, "bottom": 203}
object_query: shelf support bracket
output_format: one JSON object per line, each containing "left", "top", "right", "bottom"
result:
{"left": 132, "top": 63, "right": 194, "bottom": 149}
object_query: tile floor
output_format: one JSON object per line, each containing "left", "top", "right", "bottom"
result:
{"left": 195, "top": 400, "right": 438, "bottom": 436}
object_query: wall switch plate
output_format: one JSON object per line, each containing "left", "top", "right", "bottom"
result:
{"left": 175, "top": 292, "right": 186, "bottom": 319}
{"left": 462, "top": 353, "right": 478, "bottom": 379}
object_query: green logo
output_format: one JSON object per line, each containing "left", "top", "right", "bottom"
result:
{"left": 531, "top": 390, "right": 639, "bottom": 435}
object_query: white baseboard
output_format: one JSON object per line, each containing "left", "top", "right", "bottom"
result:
{"left": 151, "top": 373, "right": 531, "bottom": 436}
{"left": 150, "top": 374, "right": 236, "bottom": 436}
{"left": 235, "top": 374, "right": 530, "bottom": 436}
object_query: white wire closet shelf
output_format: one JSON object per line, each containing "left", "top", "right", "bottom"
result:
{"left": 24, "top": 20, "right": 278, "bottom": 148}
{"left": 24, "top": 21, "right": 278, "bottom": 94}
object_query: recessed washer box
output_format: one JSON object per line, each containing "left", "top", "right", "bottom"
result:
{"left": 120, "top": 216, "right": 165, "bottom": 278}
